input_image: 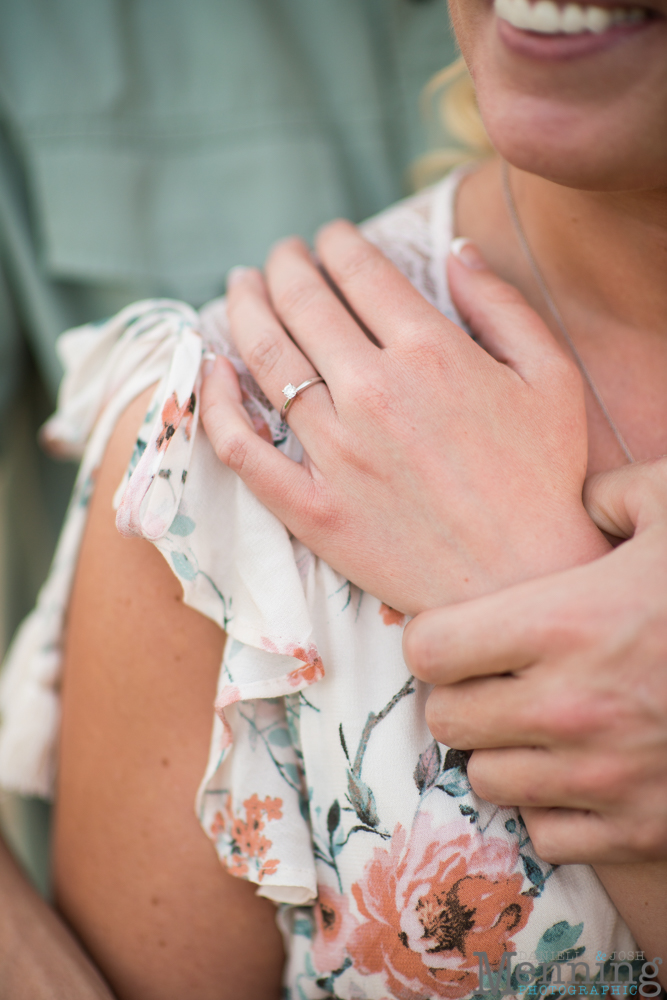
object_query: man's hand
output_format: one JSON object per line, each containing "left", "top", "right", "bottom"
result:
{"left": 201, "top": 227, "right": 609, "bottom": 615}
{"left": 404, "top": 459, "right": 667, "bottom": 864}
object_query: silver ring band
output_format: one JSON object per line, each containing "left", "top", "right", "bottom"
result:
{"left": 280, "top": 376, "right": 326, "bottom": 420}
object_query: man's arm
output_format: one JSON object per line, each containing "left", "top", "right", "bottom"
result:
{"left": 0, "top": 832, "right": 116, "bottom": 999}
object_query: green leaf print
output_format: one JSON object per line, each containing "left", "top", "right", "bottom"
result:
{"left": 521, "top": 854, "right": 546, "bottom": 889}
{"left": 536, "top": 921, "right": 584, "bottom": 962}
{"left": 327, "top": 800, "right": 341, "bottom": 834}
{"left": 170, "top": 551, "right": 197, "bottom": 581}
{"left": 268, "top": 727, "right": 292, "bottom": 747}
{"left": 347, "top": 771, "right": 379, "bottom": 828}
{"left": 413, "top": 739, "right": 442, "bottom": 792}
{"left": 438, "top": 770, "right": 471, "bottom": 797}
{"left": 169, "top": 513, "right": 195, "bottom": 536}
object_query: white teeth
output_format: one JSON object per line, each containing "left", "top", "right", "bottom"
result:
{"left": 585, "top": 4, "right": 612, "bottom": 29}
{"left": 532, "top": 0, "right": 563, "bottom": 29}
{"left": 494, "top": 0, "right": 648, "bottom": 33}
{"left": 511, "top": 0, "right": 533, "bottom": 26}
{"left": 562, "top": 3, "right": 587, "bottom": 30}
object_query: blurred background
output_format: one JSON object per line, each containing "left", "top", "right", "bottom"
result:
{"left": 0, "top": 0, "right": 458, "bottom": 896}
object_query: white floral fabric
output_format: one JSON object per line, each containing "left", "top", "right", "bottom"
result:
{"left": 0, "top": 170, "right": 635, "bottom": 998}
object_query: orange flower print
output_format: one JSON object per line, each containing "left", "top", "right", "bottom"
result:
{"left": 380, "top": 603, "right": 407, "bottom": 628}
{"left": 348, "top": 814, "right": 533, "bottom": 1000}
{"left": 286, "top": 645, "right": 325, "bottom": 687}
{"left": 156, "top": 391, "right": 196, "bottom": 450}
{"left": 313, "top": 885, "right": 359, "bottom": 974}
{"left": 263, "top": 797, "right": 283, "bottom": 822}
{"left": 209, "top": 793, "right": 283, "bottom": 884}
{"left": 259, "top": 638, "right": 325, "bottom": 688}
{"left": 210, "top": 812, "right": 226, "bottom": 838}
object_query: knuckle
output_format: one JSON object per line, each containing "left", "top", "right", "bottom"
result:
{"left": 543, "top": 696, "right": 595, "bottom": 741}
{"left": 330, "top": 239, "right": 384, "bottom": 284}
{"left": 299, "top": 489, "right": 342, "bottom": 537}
{"left": 398, "top": 335, "right": 445, "bottom": 366}
{"left": 217, "top": 432, "right": 252, "bottom": 475}
{"left": 550, "top": 686, "right": 624, "bottom": 744}
{"left": 350, "top": 371, "right": 394, "bottom": 419}
{"left": 245, "top": 332, "right": 283, "bottom": 381}
{"left": 529, "top": 605, "right": 596, "bottom": 653}
{"left": 332, "top": 433, "right": 375, "bottom": 477}
{"left": 571, "top": 758, "right": 624, "bottom": 803}
{"left": 272, "top": 275, "right": 321, "bottom": 321}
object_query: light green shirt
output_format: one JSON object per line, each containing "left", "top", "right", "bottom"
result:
{"left": 0, "top": 0, "right": 456, "bottom": 406}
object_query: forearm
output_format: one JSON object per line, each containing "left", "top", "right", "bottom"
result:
{"left": 0, "top": 833, "right": 115, "bottom": 1000}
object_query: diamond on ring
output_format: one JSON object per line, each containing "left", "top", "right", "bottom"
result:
{"left": 279, "top": 376, "right": 327, "bottom": 420}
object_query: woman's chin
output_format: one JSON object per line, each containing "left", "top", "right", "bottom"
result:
{"left": 468, "top": 51, "right": 667, "bottom": 189}
{"left": 480, "top": 131, "right": 637, "bottom": 192}
{"left": 478, "top": 93, "right": 666, "bottom": 191}
{"left": 454, "top": 0, "right": 667, "bottom": 189}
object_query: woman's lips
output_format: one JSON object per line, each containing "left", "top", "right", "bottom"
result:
{"left": 496, "top": 8, "right": 655, "bottom": 58}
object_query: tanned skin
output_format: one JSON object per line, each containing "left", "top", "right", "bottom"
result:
{"left": 53, "top": 387, "right": 284, "bottom": 1000}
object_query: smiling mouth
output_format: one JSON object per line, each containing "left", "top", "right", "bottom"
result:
{"left": 494, "top": 0, "right": 650, "bottom": 33}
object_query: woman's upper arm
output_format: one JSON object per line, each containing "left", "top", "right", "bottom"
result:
{"left": 53, "top": 387, "right": 283, "bottom": 1000}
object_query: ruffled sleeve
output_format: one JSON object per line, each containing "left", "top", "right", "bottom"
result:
{"left": 0, "top": 293, "right": 323, "bottom": 903}
{"left": 111, "top": 296, "right": 325, "bottom": 903}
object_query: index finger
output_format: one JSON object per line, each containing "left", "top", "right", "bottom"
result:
{"left": 403, "top": 565, "right": 596, "bottom": 684}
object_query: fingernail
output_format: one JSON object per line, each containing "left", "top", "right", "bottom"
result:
{"left": 227, "top": 265, "right": 250, "bottom": 288}
{"left": 202, "top": 351, "right": 217, "bottom": 377}
{"left": 450, "top": 238, "right": 488, "bottom": 271}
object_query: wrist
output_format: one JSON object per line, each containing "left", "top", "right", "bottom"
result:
{"left": 414, "top": 508, "right": 611, "bottom": 614}
{"left": 526, "top": 507, "right": 613, "bottom": 577}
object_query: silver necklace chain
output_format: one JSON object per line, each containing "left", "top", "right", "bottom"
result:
{"left": 501, "top": 160, "right": 634, "bottom": 464}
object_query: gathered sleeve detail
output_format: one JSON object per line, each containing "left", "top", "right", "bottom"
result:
{"left": 109, "top": 297, "right": 323, "bottom": 902}
{"left": 114, "top": 323, "right": 202, "bottom": 541}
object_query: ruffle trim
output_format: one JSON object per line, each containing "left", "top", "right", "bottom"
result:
{"left": 0, "top": 295, "right": 322, "bottom": 901}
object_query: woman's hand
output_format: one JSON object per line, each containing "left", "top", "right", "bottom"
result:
{"left": 201, "top": 225, "right": 609, "bottom": 616}
{"left": 404, "top": 458, "right": 667, "bottom": 865}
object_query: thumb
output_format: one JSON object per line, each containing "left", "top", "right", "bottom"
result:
{"left": 584, "top": 458, "right": 667, "bottom": 538}
{"left": 447, "top": 239, "right": 574, "bottom": 388}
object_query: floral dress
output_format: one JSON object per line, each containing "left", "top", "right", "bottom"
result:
{"left": 0, "top": 169, "right": 635, "bottom": 999}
